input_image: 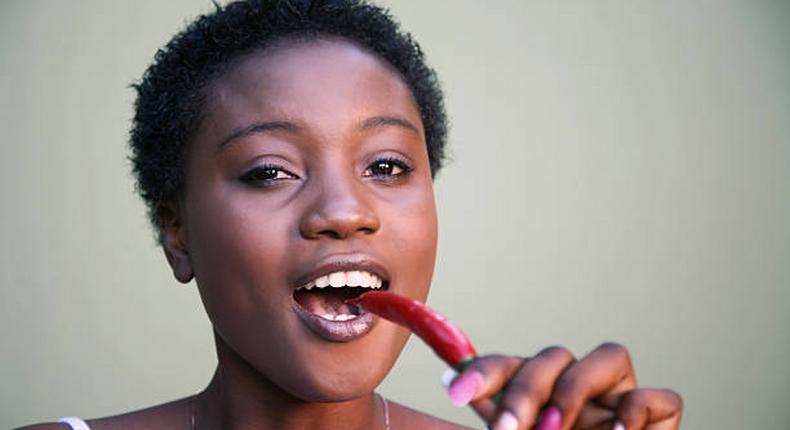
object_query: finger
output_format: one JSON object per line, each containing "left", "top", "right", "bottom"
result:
{"left": 616, "top": 388, "right": 683, "bottom": 430}
{"left": 441, "top": 367, "right": 498, "bottom": 420}
{"left": 542, "top": 342, "right": 637, "bottom": 430}
{"left": 491, "top": 346, "right": 576, "bottom": 430}
{"left": 446, "top": 354, "right": 522, "bottom": 421}
{"left": 579, "top": 418, "right": 622, "bottom": 430}
{"left": 469, "top": 392, "right": 498, "bottom": 422}
{"left": 572, "top": 402, "right": 615, "bottom": 430}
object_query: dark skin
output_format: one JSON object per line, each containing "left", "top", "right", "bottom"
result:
{"left": 19, "top": 38, "right": 681, "bottom": 430}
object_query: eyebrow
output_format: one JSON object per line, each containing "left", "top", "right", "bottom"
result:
{"left": 218, "top": 121, "right": 298, "bottom": 150}
{"left": 360, "top": 115, "right": 420, "bottom": 134}
{"left": 217, "top": 115, "right": 419, "bottom": 151}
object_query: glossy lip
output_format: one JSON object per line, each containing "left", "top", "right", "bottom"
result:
{"left": 291, "top": 254, "right": 390, "bottom": 342}
{"left": 292, "top": 300, "right": 379, "bottom": 342}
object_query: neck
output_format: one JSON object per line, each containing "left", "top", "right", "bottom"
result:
{"left": 194, "top": 332, "right": 383, "bottom": 430}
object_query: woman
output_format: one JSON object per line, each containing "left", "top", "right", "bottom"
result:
{"left": 19, "top": 1, "right": 682, "bottom": 429}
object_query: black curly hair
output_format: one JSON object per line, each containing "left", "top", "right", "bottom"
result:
{"left": 129, "top": 0, "right": 447, "bottom": 241}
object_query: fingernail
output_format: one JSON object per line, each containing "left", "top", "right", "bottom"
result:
{"left": 492, "top": 410, "right": 519, "bottom": 430}
{"left": 440, "top": 367, "right": 458, "bottom": 388}
{"left": 535, "top": 406, "right": 562, "bottom": 430}
{"left": 612, "top": 421, "right": 625, "bottom": 430}
{"left": 447, "top": 371, "right": 482, "bottom": 407}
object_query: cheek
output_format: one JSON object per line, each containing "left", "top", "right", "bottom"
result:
{"left": 184, "top": 186, "right": 293, "bottom": 322}
{"left": 395, "top": 197, "right": 437, "bottom": 258}
{"left": 386, "top": 184, "right": 439, "bottom": 300}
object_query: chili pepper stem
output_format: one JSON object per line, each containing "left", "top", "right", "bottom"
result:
{"left": 455, "top": 357, "right": 477, "bottom": 374}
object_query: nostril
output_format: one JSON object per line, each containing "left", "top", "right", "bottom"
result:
{"left": 317, "top": 229, "right": 343, "bottom": 239}
{"left": 315, "top": 224, "right": 375, "bottom": 240}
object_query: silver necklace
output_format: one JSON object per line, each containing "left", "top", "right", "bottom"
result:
{"left": 190, "top": 392, "right": 390, "bottom": 430}
{"left": 378, "top": 392, "right": 391, "bottom": 430}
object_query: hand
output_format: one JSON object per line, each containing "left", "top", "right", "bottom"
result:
{"left": 444, "top": 343, "right": 682, "bottom": 430}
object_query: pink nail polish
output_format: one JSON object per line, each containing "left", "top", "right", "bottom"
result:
{"left": 535, "top": 406, "right": 562, "bottom": 430}
{"left": 447, "top": 371, "right": 482, "bottom": 407}
{"left": 492, "top": 411, "right": 519, "bottom": 430}
{"left": 612, "top": 421, "right": 625, "bottom": 430}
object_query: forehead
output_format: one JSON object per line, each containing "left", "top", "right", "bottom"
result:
{"left": 202, "top": 37, "right": 423, "bottom": 139}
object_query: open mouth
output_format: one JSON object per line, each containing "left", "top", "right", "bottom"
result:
{"left": 293, "top": 270, "right": 388, "bottom": 321}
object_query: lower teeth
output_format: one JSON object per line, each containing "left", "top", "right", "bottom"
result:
{"left": 320, "top": 313, "right": 357, "bottom": 322}
{"left": 293, "top": 286, "right": 368, "bottom": 322}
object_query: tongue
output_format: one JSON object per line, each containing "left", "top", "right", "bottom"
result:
{"left": 294, "top": 288, "right": 363, "bottom": 317}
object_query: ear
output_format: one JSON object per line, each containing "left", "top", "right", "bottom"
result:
{"left": 157, "top": 201, "right": 194, "bottom": 284}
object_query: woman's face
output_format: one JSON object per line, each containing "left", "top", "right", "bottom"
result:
{"left": 173, "top": 38, "right": 438, "bottom": 401}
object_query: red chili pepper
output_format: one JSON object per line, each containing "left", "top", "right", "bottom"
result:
{"left": 347, "top": 291, "right": 477, "bottom": 369}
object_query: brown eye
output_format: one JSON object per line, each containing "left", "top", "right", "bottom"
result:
{"left": 240, "top": 164, "right": 297, "bottom": 186}
{"left": 363, "top": 158, "right": 411, "bottom": 178}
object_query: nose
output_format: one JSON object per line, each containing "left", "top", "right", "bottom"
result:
{"left": 299, "top": 174, "right": 381, "bottom": 240}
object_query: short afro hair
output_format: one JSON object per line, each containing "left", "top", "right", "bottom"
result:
{"left": 129, "top": 0, "right": 448, "bottom": 240}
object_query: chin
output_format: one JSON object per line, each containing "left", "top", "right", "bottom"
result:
{"left": 276, "top": 361, "right": 385, "bottom": 403}
{"left": 275, "top": 325, "right": 408, "bottom": 403}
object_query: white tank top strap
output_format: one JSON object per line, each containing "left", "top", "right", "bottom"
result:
{"left": 57, "top": 417, "right": 91, "bottom": 430}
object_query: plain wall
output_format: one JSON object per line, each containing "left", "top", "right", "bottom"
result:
{"left": 1, "top": 1, "right": 788, "bottom": 428}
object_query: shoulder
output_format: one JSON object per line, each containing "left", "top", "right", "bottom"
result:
{"left": 14, "top": 425, "right": 68, "bottom": 430}
{"left": 17, "top": 396, "right": 478, "bottom": 430}
{"left": 14, "top": 396, "right": 192, "bottom": 430}
{"left": 388, "top": 400, "right": 477, "bottom": 430}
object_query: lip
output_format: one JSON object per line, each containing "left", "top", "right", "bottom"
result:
{"left": 292, "top": 300, "right": 379, "bottom": 342}
{"left": 291, "top": 254, "right": 391, "bottom": 289}
{"left": 291, "top": 254, "right": 389, "bottom": 342}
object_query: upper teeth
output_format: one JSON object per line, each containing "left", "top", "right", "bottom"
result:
{"left": 299, "top": 270, "right": 383, "bottom": 290}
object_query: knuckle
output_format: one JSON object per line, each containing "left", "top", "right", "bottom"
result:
{"left": 597, "top": 342, "right": 631, "bottom": 362}
{"left": 598, "top": 341, "right": 626, "bottom": 354}
{"left": 539, "top": 345, "right": 575, "bottom": 363}
{"left": 664, "top": 389, "right": 684, "bottom": 410}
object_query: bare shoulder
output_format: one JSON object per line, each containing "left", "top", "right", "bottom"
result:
{"left": 13, "top": 424, "right": 68, "bottom": 430}
{"left": 14, "top": 396, "right": 192, "bottom": 430}
{"left": 389, "top": 400, "right": 477, "bottom": 430}
{"left": 17, "top": 397, "right": 477, "bottom": 430}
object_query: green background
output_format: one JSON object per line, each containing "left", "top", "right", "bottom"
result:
{"left": 2, "top": 1, "right": 789, "bottom": 428}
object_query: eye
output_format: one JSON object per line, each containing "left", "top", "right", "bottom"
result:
{"left": 239, "top": 164, "right": 298, "bottom": 186}
{"left": 363, "top": 157, "right": 413, "bottom": 179}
